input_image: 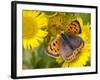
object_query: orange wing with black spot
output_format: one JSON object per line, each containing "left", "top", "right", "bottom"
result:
{"left": 47, "top": 35, "right": 61, "bottom": 57}
{"left": 65, "top": 20, "right": 81, "bottom": 35}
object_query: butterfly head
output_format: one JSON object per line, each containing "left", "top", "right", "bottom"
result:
{"left": 65, "top": 20, "right": 81, "bottom": 35}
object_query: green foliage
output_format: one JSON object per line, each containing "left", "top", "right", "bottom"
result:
{"left": 44, "top": 11, "right": 57, "bottom": 16}
{"left": 80, "top": 13, "right": 91, "bottom": 24}
{"left": 23, "top": 36, "right": 61, "bottom": 69}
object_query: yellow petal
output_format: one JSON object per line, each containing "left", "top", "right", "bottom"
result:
{"left": 62, "top": 61, "right": 69, "bottom": 67}
{"left": 36, "top": 12, "right": 48, "bottom": 28}
{"left": 23, "top": 11, "right": 41, "bottom": 18}
{"left": 23, "top": 40, "right": 28, "bottom": 49}
{"left": 56, "top": 56, "right": 64, "bottom": 64}
{"left": 36, "top": 30, "right": 48, "bottom": 38}
{"left": 31, "top": 39, "right": 39, "bottom": 48}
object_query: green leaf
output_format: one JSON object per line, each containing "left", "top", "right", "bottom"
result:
{"left": 79, "top": 13, "right": 91, "bottom": 24}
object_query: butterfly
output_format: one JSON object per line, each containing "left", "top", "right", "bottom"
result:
{"left": 47, "top": 20, "right": 84, "bottom": 62}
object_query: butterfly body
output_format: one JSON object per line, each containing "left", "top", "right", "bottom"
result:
{"left": 47, "top": 20, "right": 84, "bottom": 62}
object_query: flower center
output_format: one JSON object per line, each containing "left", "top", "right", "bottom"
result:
{"left": 23, "top": 13, "right": 38, "bottom": 39}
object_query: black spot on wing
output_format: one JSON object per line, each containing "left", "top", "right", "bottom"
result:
{"left": 53, "top": 43, "right": 55, "bottom": 46}
{"left": 71, "top": 20, "right": 81, "bottom": 33}
{"left": 54, "top": 50, "right": 57, "bottom": 52}
{"left": 50, "top": 45, "right": 53, "bottom": 51}
{"left": 56, "top": 41, "right": 58, "bottom": 43}
{"left": 70, "top": 26, "right": 72, "bottom": 29}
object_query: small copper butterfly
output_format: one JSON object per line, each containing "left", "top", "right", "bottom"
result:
{"left": 47, "top": 20, "right": 84, "bottom": 62}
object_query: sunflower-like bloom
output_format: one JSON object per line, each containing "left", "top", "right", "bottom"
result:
{"left": 48, "top": 12, "right": 68, "bottom": 37}
{"left": 56, "top": 16, "right": 91, "bottom": 67}
{"left": 23, "top": 11, "right": 48, "bottom": 49}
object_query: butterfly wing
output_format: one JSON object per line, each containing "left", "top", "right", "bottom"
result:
{"left": 65, "top": 20, "right": 81, "bottom": 35}
{"left": 60, "top": 34, "right": 84, "bottom": 62}
{"left": 47, "top": 35, "right": 61, "bottom": 57}
{"left": 67, "top": 35, "right": 84, "bottom": 50}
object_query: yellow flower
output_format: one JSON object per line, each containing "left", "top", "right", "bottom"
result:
{"left": 56, "top": 16, "right": 91, "bottom": 67}
{"left": 48, "top": 12, "right": 68, "bottom": 37}
{"left": 23, "top": 11, "right": 48, "bottom": 49}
